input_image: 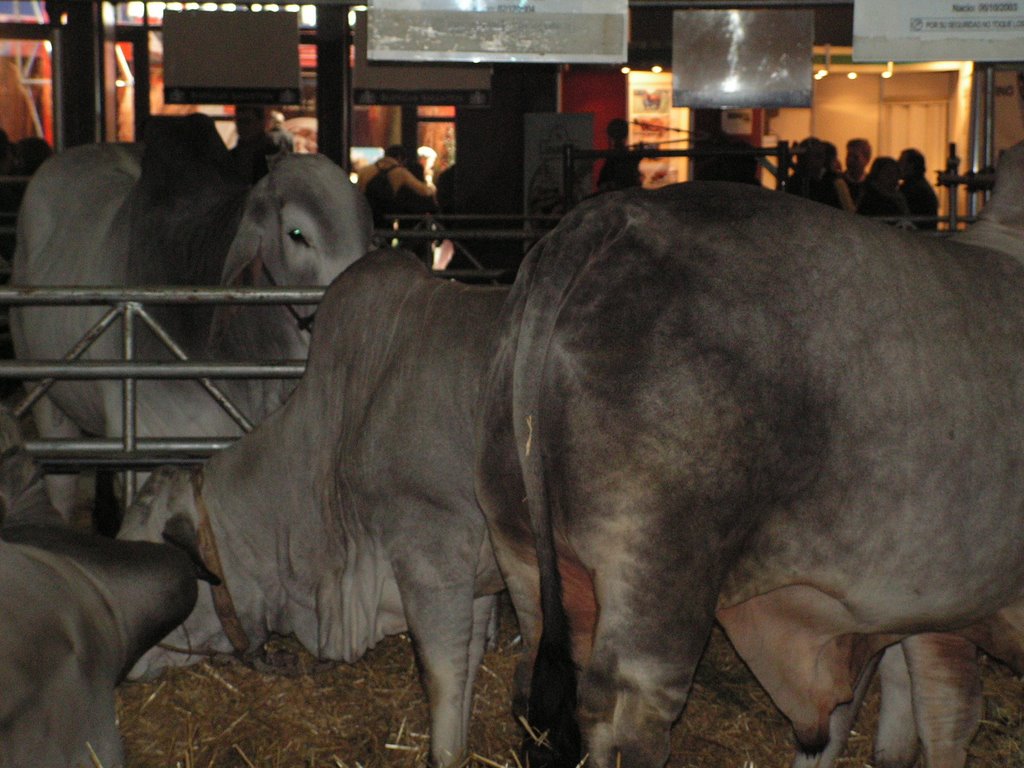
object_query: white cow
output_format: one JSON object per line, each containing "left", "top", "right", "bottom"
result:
{"left": 10, "top": 115, "right": 372, "bottom": 518}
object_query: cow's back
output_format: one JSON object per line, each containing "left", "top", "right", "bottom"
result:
{"left": 530, "top": 183, "right": 1024, "bottom": 616}
{"left": 309, "top": 250, "right": 509, "bottom": 513}
{"left": 13, "top": 142, "right": 141, "bottom": 288}
{"left": 11, "top": 144, "right": 143, "bottom": 436}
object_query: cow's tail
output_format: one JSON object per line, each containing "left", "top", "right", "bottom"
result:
{"left": 522, "top": 513, "right": 582, "bottom": 768}
{"left": 511, "top": 232, "right": 584, "bottom": 768}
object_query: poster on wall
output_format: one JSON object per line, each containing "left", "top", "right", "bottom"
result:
{"left": 853, "top": 1, "right": 1024, "bottom": 62}
{"left": 671, "top": 9, "right": 813, "bottom": 109}
{"left": 630, "top": 86, "right": 672, "bottom": 144}
{"left": 367, "top": 0, "right": 628, "bottom": 64}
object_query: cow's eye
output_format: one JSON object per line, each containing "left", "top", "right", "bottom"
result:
{"left": 288, "top": 228, "right": 309, "bottom": 245}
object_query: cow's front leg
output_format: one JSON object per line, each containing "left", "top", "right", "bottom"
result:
{"left": 399, "top": 577, "right": 479, "bottom": 767}
{"left": 465, "top": 594, "right": 498, "bottom": 728}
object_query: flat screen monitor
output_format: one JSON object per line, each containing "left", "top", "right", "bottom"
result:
{"left": 672, "top": 9, "right": 813, "bottom": 109}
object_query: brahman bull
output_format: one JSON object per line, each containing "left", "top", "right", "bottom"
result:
{"left": 118, "top": 250, "right": 508, "bottom": 766}
{"left": 475, "top": 144, "right": 1024, "bottom": 768}
{"left": 10, "top": 114, "right": 372, "bottom": 520}
{"left": 0, "top": 410, "right": 202, "bottom": 768}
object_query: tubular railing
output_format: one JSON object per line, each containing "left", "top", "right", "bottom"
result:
{"left": 0, "top": 286, "right": 319, "bottom": 494}
{"left": 372, "top": 213, "right": 561, "bottom": 282}
{"left": 0, "top": 157, "right": 993, "bottom": 486}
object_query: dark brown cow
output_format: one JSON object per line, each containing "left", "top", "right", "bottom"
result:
{"left": 0, "top": 410, "right": 202, "bottom": 768}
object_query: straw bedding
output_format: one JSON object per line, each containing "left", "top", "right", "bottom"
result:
{"left": 117, "top": 605, "right": 1024, "bottom": 768}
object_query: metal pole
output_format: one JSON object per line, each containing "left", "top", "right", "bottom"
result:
{"left": 562, "top": 143, "right": 575, "bottom": 211}
{"left": 122, "top": 301, "right": 137, "bottom": 506}
{"left": 946, "top": 143, "right": 960, "bottom": 232}
{"left": 968, "top": 63, "right": 987, "bottom": 217}
{"left": 134, "top": 304, "right": 254, "bottom": 432}
{"left": 14, "top": 305, "right": 122, "bottom": 418}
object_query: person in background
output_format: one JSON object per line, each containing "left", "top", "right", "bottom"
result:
{"left": 787, "top": 137, "right": 855, "bottom": 211}
{"left": 856, "top": 156, "right": 911, "bottom": 220}
{"left": 844, "top": 137, "right": 872, "bottom": 207}
{"left": 691, "top": 136, "right": 762, "bottom": 186}
{"left": 595, "top": 118, "right": 640, "bottom": 193}
{"left": 266, "top": 110, "right": 295, "bottom": 154}
{"left": 435, "top": 163, "right": 456, "bottom": 214}
{"left": 356, "top": 144, "right": 438, "bottom": 229}
{"left": 898, "top": 148, "right": 939, "bottom": 230}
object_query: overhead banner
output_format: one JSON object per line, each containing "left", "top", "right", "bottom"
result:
{"left": 163, "top": 10, "right": 301, "bottom": 104}
{"left": 352, "top": 14, "right": 492, "bottom": 106}
{"left": 853, "top": 0, "right": 1024, "bottom": 62}
{"left": 367, "top": 0, "right": 628, "bottom": 64}
{"left": 672, "top": 9, "right": 813, "bottom": 109}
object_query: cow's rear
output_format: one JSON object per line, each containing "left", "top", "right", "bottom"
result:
{"left": 476, "top": 153, "right": 1024, "bottom": 768}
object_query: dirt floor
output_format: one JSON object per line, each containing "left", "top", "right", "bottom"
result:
{"left": 116, "top": 610, "right": 1024, "bottom": 768}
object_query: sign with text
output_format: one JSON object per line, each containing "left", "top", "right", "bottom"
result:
{"left": 854, "top": 0, "right": 1024, "bottom": 62}
{"left": 353, "top": 13, "right": 492, "bottom": 106}
{"left": 367, "top": 0, "right": 628, "bottom": 64}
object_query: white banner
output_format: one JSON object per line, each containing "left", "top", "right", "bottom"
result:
{"left": 853, "top": 0, "right": 1024, "bottom": 62}
{"left": 367, "top": 0, "right": 628, "bottom": 64}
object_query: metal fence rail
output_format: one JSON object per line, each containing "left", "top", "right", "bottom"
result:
{"left": 0, "top": 285, "right": 323, "bottom": 475}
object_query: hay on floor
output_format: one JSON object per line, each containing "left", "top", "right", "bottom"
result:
{"left": 117, "top": 615, "right": 1024, "bottom": 768}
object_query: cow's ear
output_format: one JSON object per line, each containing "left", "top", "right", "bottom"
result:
{"left": 162, "top": 513, "right": 221, "bottom": 586}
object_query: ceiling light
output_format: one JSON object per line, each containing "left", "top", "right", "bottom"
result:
{"left": 881, "top": 61, "right": 894, "bottom": 79}
{"left": 847, "top": 72, "right": 858, "bottom": 80}
{"left": 621, "top": 66, "right": 631, "bottom": 74}
{"left": 651, "top": 65, "right": 663, "bottom": 74}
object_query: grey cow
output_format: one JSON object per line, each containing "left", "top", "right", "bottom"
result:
{"left": 475, "top": 144, "right": 1024, "bottom": 768}
{"left": 118, "top": 250, "right": 508, "bottom": 766}
{"left": 11, "top": 114, "right": 372, "bottom": 518}
{"left": 0, "top": 412, "right": 202, "bottom": 768}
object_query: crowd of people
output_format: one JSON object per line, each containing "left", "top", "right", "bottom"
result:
{"left": 786, "top": 136, "right": 939, "bottom": 228}
{"left": 590, "top": 121, "right": 939, "bottom": 230}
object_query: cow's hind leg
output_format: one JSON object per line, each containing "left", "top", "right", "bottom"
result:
{"left": 902, "top": 633, "right": 980, "bottom": 768}
{"left": 573, "top": 546, "right": 718, "bottom": 768}
{"left": 399, "top": 575, "right": 480, "bottom": 767}
{"left": 872, "top": 642, "right": 919, "bottom": 768}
